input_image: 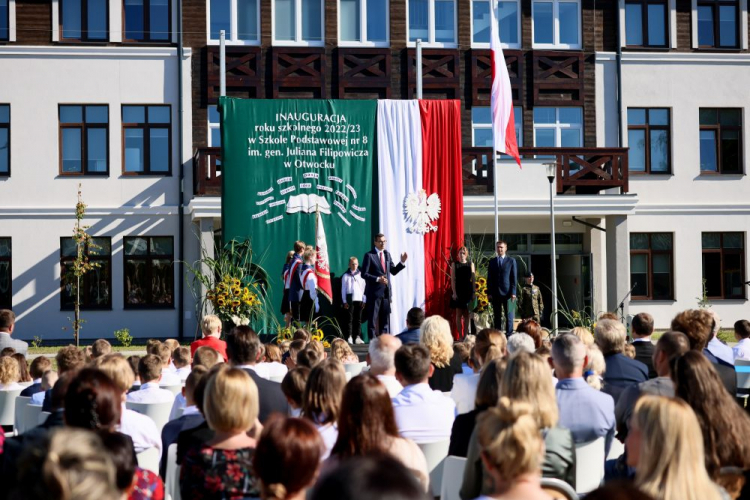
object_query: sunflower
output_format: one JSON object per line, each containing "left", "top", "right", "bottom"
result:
{"left": 477, "top": 277, "right": 487, "bottom": 286}
{"left": 217, "top": 298, "right": 226, "bottom": 307}
{"left": 231, "top": 299, "right": 241, "bottom": 307}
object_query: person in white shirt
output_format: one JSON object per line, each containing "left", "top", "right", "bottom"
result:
{"left": 0, "top": 355, "right": 24, "bottom": 391}
{"left": 706, "top": 310, "right": 734, "bottom": 366}
{"left": 342, "top": 257, "right": 367, "bottom": 344}
{"left": 451, "top": 328, "right": 506, "bottom": 414}
{"left": 127, "top": 354, "right": 177, "bottom": 404}
{"left": 392, "top": 344, "right": 456, "bottom": 444}
{"left": 367, "top": 334, "right": 403, "bottom": 397}
{"left": 302, "top": 359, "right": 346, "bottom": 459}
{"left": 300, "top": 248, "right": 320, "bottom": 322}
{"left": 155, "top": 343, "right": 182, "bottom": 386}
{"left": 733, "top": 320, "right": 750, "bottom": 361}
{"left": 172, "top": 346, "right": 192, "bottom": 383}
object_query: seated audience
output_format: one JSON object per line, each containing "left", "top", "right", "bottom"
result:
{"left": 392, "top": 344, "right": 456, "bottom": 443}
{"left": 91, "top": 339, "right": 113, "bottom": 360}
{"left": 281, "top": 367, "right": 311, "bottom": 417}
{"left": 311, "top": 455, "right": 430, "bottom": 500}
{"left": 507, "top": 332, "right": 535, "bottom": 356}
{"left": 164, "top": 339, "right": 180, "bottom": 367}
{"left": 12, "top": 353, "right": 31, "bottom": 384}
{"left": 307, "top": 340, "right": 326, "bottom": 360}
{"left": 0, "top": 347, "right": 15, "bottom": 357}
{"left": 295, "top": 347, "right": 322, "bottom": 369}
{"left": 172, "top": 347, "right": 192, "bottom": 382}
{"left": 516, "top": 319, "right": 543, "bottom": 350}
{"left": 284, "top": 339, "right": 308, "bottom": 369}
{"left": 175, "top": 368, "right": 215, "bottom": 465}
{"left": 153, "top": 343, "right": 180, "bottom": 386}
{"left": 126, "top": 354, "right": 176, "bottom": 404}
{"left": 571, "top": 326, "right": 595, "bottom": 347}
{"left": 577, "top": 481, "right": 655, "bottom": 500}
{"left": 421, "top": 315, "right": 462, "bottom": 392}
{"left": 474, "top": 398, "right": 553, "bottom": 500}
{"left": 33, "top": 345, "right": 86, "bottom": 409}
{"left": 227, "top": 325, "right": 289, "bottom": 422}
{"left": 302, "top": 359, "right": 346, "bottom": 459}
{"left": 180, "top": 365, "right": 261, "bottom": 499}
{"left": 0, "top": 355, "right": 22, "bottom": 391}
{"left": 706, "top": 310, "right": 733, "bottom": 367}
{"left": 454, "top": 342, "right": 473, "bottom": 375}
{"left": 449, "top": 358, "right": 506, "bottom": 458}
{"left": 366, "top": 334, "right": 403, "bottom": 397}
{"left": 584, "top": 345, "right": 606, "bottom": 390}
{"left": 20, "top": 356, "right": 51, "bottom": 396}
{"left": 99, "top": 431, "right": 164, "bottom": 500}
{"left": 191, "top": 315, "right": 228, "bottom": 361}
{"left": 627, "top": 395, "right": 727, "bottom": 500}
{"left": 623, "top": 343, "right": 636, "bottom": 359}
{"left": 256, "top": 343, "right": 288, "bottom": 381}
{"left": 733, "top": 320, "right": 750, "bottom": 361}
{"left": 550, "top": 334, "right": 615, "bottom": 451}
{"left": 65, "top": 368, "right": 122, "bottom": 431}
{"left": 330, "top": 338, "right": 359, "bottom": 364}
{"left": 253, "top": 416, "right": 324, "bottom": 500}
{"left": 595, "top": 319, "right": 648, "bottom": 404}
{"left": 396, "top": 307, "right": 425, "bottom": 345}
{"left": 191, "top": 346, "right": 221, "bottom": 369}
{"left": 127, "top": 355, "right": 141, "bottom": 389}
{"left": 631, "top": 313, "right": 657, "bottom": 378}
{"left": 451, "top": 328, "right": 506, "bottom": 414}
{"left": 0, "top": 310, "right": 27, "bottom": 356}
{"left": 328, "top": 373, "right": 430, "bottom": 491}
{"left": 671, "top": 350, "right": 750, "bottom": 498}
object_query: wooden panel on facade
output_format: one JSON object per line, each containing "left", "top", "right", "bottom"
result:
{"left": 206, "top": 47, "right": 263, "bottom": 103}
{"left": 532, "top": 51, "right": 585, "bottom": 106}
{"left": 469, "top": 49, "right": 522, "bottom": 107}
{"left": 270, "top": 47, "right": 327, "bottom": 99}
{"left": 405, "top": 49, "right": 460, "bottom": 99}
{"left": 336, "top": 48, "right": 392, "bottom": 99}
{"left": 462, "top": 147, "right": 494, "bottom": 195}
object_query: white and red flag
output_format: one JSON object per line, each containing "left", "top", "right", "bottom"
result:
{"left": 490, "top": 0, "right": 521, "bottom": 167}
{"left": 314, "top": 209, "right": 333, "bottom": 302}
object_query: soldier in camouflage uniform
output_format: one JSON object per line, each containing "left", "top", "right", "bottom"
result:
{"left": 517, "top": 272, "right": 544, "bottom": 323}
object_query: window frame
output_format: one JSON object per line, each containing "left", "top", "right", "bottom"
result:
{"left": 532, "top": 107, "right": 584, "bottom": 148}
{"left": 630, "top": 233, "right": 674, "bottom": 301}
{"left": 472, "top": 105, "right": 523, "bottom": 148}
{"left": 59, "top": 236, "right": 112, "bottom": 311}
{"left": 627, "top": 107, "right": 671, "bottom": 174}
{"left": 0, "top": 238, "right": 11, "bottom": 310}
{"left": 696, "top": 0, "right": 740, "bottom": 49}
{"left": 470, "top": 0, "right": 522, "bottom": 49}
{"left": 58, "top": 104, "right": 110, "bottom": 176}
{"left": 123, "top": 236, "right": 175, "bottom": 309}
{"left": 121, "top": 104, "right": 172, "bottom": 176}
{"left": 701, "top": 232, "right": 746, "bottom": 300}
{"left": 531, "top": 0, "right": 582, "bottom": 50}
{"left": 122, "top": 0, "right": 173, "bottom": 43}
{"left": 405, "top": 0, "right": 458, "bottom": 48}
{"left": 271, "top": 0, "right": 325, "bottom": 47}
{"left": 59, "top": 0, "right": 109, "bottom": 42}
{"left": 699, "top": 107, "right": 743, "bottom": 175}
{"left": 206, "top": 0, "right": 260, "bottom": 45}
{"left": 0, "top": 104, "right": 9, "bottom": 177}
{"left": 337, "top": 0, "right": 390, "bottom": 47}
{"left": 624, "top": 0, "right": 670, "bottom": 48}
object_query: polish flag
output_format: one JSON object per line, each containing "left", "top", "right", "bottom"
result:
{"left": 314, "top": 210, "right": 333, "bottom": 302}
{"left": 490, "top": 0, "right": 521, "bottom": 167}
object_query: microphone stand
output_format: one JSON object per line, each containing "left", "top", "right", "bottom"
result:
{"left": 618, "top": 282, "right": 637, "bottom": 326}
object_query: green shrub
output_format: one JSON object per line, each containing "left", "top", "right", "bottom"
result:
{"left": 114, "top": 328, "right": 133, "bottom": 348}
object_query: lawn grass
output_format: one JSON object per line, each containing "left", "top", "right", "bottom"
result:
{"left": 651, "top": 329, "right": 736, "bottom": 344}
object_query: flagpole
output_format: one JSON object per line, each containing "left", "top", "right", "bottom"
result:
{"left": 490, "top": 0, "right": 499, "bottom": 245}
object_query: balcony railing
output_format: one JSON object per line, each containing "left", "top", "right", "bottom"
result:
{"left": 194, "top": 146, "right": 628, "bottom": 197}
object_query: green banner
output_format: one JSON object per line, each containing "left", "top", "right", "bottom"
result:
{"left": 220, "top": 98, "right": 378, "bottom": 334}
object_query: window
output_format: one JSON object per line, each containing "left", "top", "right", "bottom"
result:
{"left": 122, "top": 105, "right": 171, "bottom": 174}
{"left": 124, "top": 237, "right": 174, "bottom": 307}
{"left": 124, "top": 0, "right": 171, "bottom": 41}
{"left": 0, "top": 105, "right": 8, "bottom": 175}
{"left": 408, "top": 0, "right": 456, "bottom": 46}
{"left": 0, "top": 239, "right": 10, "bottom": 309}
{"left": 628, "top": 108, "right": 670, "bottom": 174}
{"left": 60, "top": 0, "right": 108, "bottom": 40}
{"left": 471, "top": 0, "right": 520, "bottom": 47}
{"left": 532, "top": 0, "right": 580, "bottom": 48}
{"left": 208, "top": 0, "right": 258, "bottom": 44}
{"left": 273, "top": 0, "right": 323, "bottom": 45}
{"left": 699, "top": 108, "right": 742, "bottom": 174}
{"left": 208, "top": 105, "right": 221, "bottom": 147}
{"left": 697, "top": 0, "right": 738, "bottom": 48}
{"left": 630, "top": 233, "right": 673, "bottom": 300}
{"left": 339, "top": 0, "right": 388, "bottom": 45}
{"left": 533, "top": 107, "right": 583, "bottom": 147}
{"left": 472, "top": 106, "right": 523, "bottom": 148}
{"left": 60, "top": 237, "right": 112, "bottom": 310}
{"left": 702, "top": 232, "right": 745, "bottom": 299}
{"left": 59, "top": 105, "right": 109, "bottom": 175}
{"left": 0, "top": 0, "right": 8, "bottom": 41}
{"left": 625, "top": 0, "right": 668, "bottom": 47}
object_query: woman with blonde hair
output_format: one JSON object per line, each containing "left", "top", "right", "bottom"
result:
{"left": 627, "top": 395, "right": 728, "bottom": 500}
{"left": 421, "top": 315, "right": 462, "bottom": 392}
{"left": 451, "top": 328, "right": 507, "bottom": 414}
{"left": 474, "top": 397, "right": 552, "bottom": 500}
{"left": 302, "top": 358, "right": 346, "bottom": 459}
{"left": 584, "top": 345, "right": 606, "bottom": 390}
{"left": 0, "top": 354, "right": 22, "bottom": 390}
{"left": 571, "top": 326, "right": 595, "bottom": 347}
{"left": 330, "top": 338, "right": 359, "bottom": 364}
{"left": 450, "top": 245, "right": 476, "bottom": 340}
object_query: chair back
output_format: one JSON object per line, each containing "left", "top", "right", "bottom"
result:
{"left": 160, "top": 384, "right": 183, "bottom": 396}
{"left": 541, "top": 477, "right": 579, "bottom": 500}
{"left": 736, "top": 359, "right": 750, "bottom": 396}
{"left": 18, "top": 381, "right": 34, "bottom": 388}
{"left": 344, "top": 361, "right": 367, "bottom": 377}
{"left": 439, "top": 456, "right": 467, "bottom": 500}
{"left": 574, "top": 437, "right": 605, "bottom": 494}
{"left": 165, "top": 443, "right": 182, "bottom": 500}
{"left": 607, "top": 437, "right": 625, "bottom": 461}
{"left": 136, "top": 447, "right": 160, "bottom": 474}
{"left": 25, "top": 403, "right": 43, "bottom": 429}
{"left": 126, "top": 401, "right": 174, "bottom": 432}
{"left": 38, "top": 409, "right": 50, "bottom": 425}
{"left": 417, "top": 440, "right": 450, "bottom": 497}
{"left": 0, "top": 389, "right": 24, "bottom": 427}
{"left": 14, "top": 396, "right": 31, "bottom": 434}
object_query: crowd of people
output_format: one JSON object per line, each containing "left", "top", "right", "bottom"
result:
{"left": 0, "top": 302, "right": 750, "bottom": 500}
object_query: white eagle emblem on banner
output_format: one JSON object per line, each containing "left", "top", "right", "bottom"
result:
{"left": 404, "top": 189, "right": 441, "bottom": 234}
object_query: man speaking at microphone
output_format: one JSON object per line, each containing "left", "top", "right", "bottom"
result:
{"left": 362, "top": 233, "right": 408, "bottom": 339}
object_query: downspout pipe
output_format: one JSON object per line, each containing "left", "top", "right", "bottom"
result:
{"left": 177, "top": 0, "right": 185, "bottom": 341}
{"left": 615, "top": 1, "right": 624, "bottom": 147}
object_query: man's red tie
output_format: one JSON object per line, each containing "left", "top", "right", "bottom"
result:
{"left": 380, "top": 252, "right": 386, "bottom": 273}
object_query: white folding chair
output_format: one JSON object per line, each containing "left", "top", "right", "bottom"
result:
{"left": 575, "top": 437, "right": 605, "bottom": 494}
{"left": 607, "top": 437, "right": 625, "bottom": 461}
{"left": 417, "top": 440, "right": 450, "bottom": 497}
{"left": 25, "top": 403, "right": 43, "bottom": 430}
{"left": 18, "top": 381, "right": 34, "bottom": 388}
{"left": 735, "top": 359, "right": 750, "bottom": 399}
{"left": 137, "top": 447, "right": 160, "bottom": 474}
{"left": 126, "top": 401, "right": 174, "bottom": 432}
{"left": 344, "top": 361, "right": 367, "bottom": 378}
{"left": 440, "top": 456, "right": 467, "bottom": 500}
{"left": 38, "top": 409, "right": 50, "bottom": 425}
{"left": 0, "top": 389, "right": 24, "bottom": 431}
{"left": 160, "top": 384, "right": 183, "bottom": 396}
{"left": 165, "top": 443, "right": 182, "bottom": 500}
{"left": 541, "top": 477, "right": 579, "bottom": 500}
{"left": 14, "top": 396, "right": 31, "bottom": 434}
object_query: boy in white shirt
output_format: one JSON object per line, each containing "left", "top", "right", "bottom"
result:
{"left": 172, "top": 346, "right": 192, "bottom": 382}
{"left": 154, "top": 343, "right": 181, "bottom": 386}
{"left": 127, "top": 354, "right": 176, "bottom": 404}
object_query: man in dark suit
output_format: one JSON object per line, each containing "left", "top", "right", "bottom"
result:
{"left": 631, "top": 312, "right": 657, "bottom": 378}
{"left": 595, "top": 319, "right": 648, "bottom": 405}
{"left": 362, "top": 233, "right": 407, "bottom": 339}
{"left": 486, "top": 241, "right": 517, "bottom": 335}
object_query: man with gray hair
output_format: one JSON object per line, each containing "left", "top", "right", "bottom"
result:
{"left": 506, "top": 332, "right": 535, "bottom": 356}
{"left": 367, "top": 334, "right": 403, "bottom": 397}
{"left": 550, "top": 334, "right": 615, "bottom": 452}
{"left": 595, "top": 319, "right": 647, "bottom": 404}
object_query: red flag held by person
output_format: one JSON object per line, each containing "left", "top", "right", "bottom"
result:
{"left": 314, "top": 210, "right": 333, "bottom": 302}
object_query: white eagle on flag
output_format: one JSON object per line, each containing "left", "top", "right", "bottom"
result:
{"left": 404, "top": 189, "right": 441, "bottom": 234}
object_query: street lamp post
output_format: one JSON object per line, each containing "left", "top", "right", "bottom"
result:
{"left": 545, "top": 162, "right": 558, "bottom": 333}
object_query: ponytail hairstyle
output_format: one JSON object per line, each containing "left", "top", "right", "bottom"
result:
{"left": 474, "top": 328, "right": 507, "bottom": 368}
{"left": 477, "top": 397, "right": 544, "bottom": 482}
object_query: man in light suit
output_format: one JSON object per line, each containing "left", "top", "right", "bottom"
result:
{"left": 0, "top": 309, "right": 28, "bottom": 356}
{"left": 362, "top": 233, "right": 407, "bottom": 339}
{"left": 486, "top": 241, "right": 517, "bottom": 335}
